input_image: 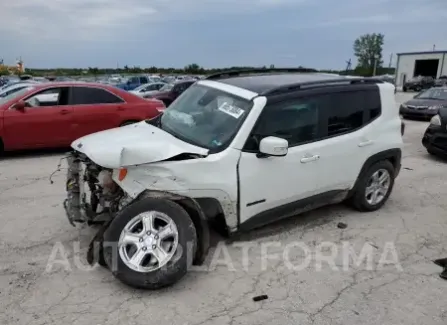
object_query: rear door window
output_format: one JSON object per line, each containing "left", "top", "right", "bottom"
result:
{"left": 363, "top": 89, "right": 381, "bottom": 121}
{"left": 69, "top": 87, "right": 124, "bottom": 105}
{"left": 147, "top": 84, "right": 159, "bottom": 91}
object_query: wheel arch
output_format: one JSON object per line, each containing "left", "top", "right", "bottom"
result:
{"left": 349, "top": 148, "right": 402, "bottom": 197}
{"left": 136, "top": 190, "right": 211, "bottom": 265}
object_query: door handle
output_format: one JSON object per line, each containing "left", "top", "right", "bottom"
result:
{"left": 60, "top": 109, "right": 70, "bottom": 115}
{"left": 358, "top": 140, "right": 374, "bottom": 147}
{"left": 300, "top": 155, "right": 320, "bottom": 163}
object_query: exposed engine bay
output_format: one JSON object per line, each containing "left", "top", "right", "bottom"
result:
{"left": 64, "top": 151, "right": 131, "bottom": 226}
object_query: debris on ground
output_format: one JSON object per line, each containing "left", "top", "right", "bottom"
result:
{"left": 403, "top": 167, "right": 413, "bottom": 170}
{"left": 440, "top": 269, "right": 447, "bottom": 280}
{"left": 433, "top": 258, "right": 447, "bottom": 280}
{"left": 252, "top": 295, "right": 268, "bottom": 302}
{"left": 433, "top": 258, "right": 447, "bottom": 267}
{"left": 337, "top": 222, "right": 348, "bottom": 229}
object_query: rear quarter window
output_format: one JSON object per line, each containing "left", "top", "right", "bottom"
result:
{"left": 320, "top": 88, "right": 381, "bottom": 138}
{"left": 364, "top": 88, "right": 381, "bottom": 121}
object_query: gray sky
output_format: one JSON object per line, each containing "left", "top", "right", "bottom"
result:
{"left": 1, "top": 0, "right": 446, "bottom": 69}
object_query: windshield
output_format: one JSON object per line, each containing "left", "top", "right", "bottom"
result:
{"left": 134, "top": 84, "right": 149, "bottom": 92}
{"left": 159, "top": 83, "right": 174, "bottom": 92}
{"left": 414, "top": 88, "right": 447, "bottom": 100}
{"left": 154, "top": 84, "right": 253, "bottom": 151}
{"left": 415, "top": 88, "right": 447, "bottom": 100}
{"left": 0, "top": 86, "right": 34, "bottom": 105}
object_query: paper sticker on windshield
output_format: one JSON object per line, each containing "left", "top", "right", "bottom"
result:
{"left": 218, "top": 102, "right": 245, "bottom": 119}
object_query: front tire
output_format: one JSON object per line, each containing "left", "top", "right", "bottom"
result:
{"left": 349, "top": 160, "right": 395, "bottom": 212}
{"left": 103, "top": 198, "right": 197, "bottom": 289}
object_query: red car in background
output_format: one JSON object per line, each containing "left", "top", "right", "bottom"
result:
{"left": 0, "top": 82, "right": 165, "bottom": 152}
{"left": 146, "top": 80, "right": 195, "bottom": 107}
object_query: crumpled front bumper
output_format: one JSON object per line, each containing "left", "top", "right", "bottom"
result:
{"left": 63, "top": 153, "right": 87, "bottom": 226}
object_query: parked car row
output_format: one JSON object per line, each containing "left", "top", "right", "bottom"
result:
{"left": 398, "top": 85, "right": 447, "bottom": 158}
{"left": 103, "top": 74, "right": 202, "bottom": 91}
{"left": 435, "top": 75, "right": 447, "bottom": 87}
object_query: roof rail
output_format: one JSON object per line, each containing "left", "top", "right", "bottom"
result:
{"left": 261, "top": 77, "right": 384, "bottom": 95}
{"left": 205, "top": 68, "right": 318, "bottom": 80}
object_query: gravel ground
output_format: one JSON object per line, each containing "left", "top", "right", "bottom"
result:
{"left": 1, "top": 92, "right": 447, "bottom": 325}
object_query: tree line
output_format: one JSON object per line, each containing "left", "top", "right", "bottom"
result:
{"left": 1, "top": 34, "right": 392, "bottom": 77}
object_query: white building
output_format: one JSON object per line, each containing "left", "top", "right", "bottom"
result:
{"left": 395, "top": 51, "right": 447, "bottom": 87}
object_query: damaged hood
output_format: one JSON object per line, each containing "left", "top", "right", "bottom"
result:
{"left": 71, "top": 122, "right": 209, "bottom": 168}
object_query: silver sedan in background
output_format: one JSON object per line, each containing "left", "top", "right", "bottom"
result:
{"left": 129, "top": 82, "right": 166, "bottom": 97}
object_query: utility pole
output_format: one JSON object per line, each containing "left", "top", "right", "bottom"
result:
{"left": 373, "top": 54, "right": 379, "bottom": 76}
{"left": 345, "top": 59, "right": 351, "bottom": 74}
{"left": 388, "top": 53, "right": 393, "bottom": 68}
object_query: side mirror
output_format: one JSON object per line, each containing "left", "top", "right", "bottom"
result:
{"left": 12, "top": 100, "right": 26, "bottom": 111}
{"left": 258, "top": 136, "right": 288, "bottom": 158}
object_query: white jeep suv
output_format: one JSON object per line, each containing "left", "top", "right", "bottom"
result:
{"left": 64, "top": 69, "right": 404, "bottom": 289}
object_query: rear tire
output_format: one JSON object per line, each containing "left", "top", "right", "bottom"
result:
{"left": 349, "top": 160, "right": 395, "bottom": 212}
{"left": 103, "top": 198, "right": 197, "bottom": 290}
{"left": 427, "top": 148, "right": 436, "bottom": 156}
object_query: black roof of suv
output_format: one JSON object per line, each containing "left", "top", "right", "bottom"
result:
{"left": 205, "top": 68, "right": 384, "bottom": 95}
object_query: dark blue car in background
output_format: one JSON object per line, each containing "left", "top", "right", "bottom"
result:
{"left": 116, "top": 75, "right": 153, "bottom": 91}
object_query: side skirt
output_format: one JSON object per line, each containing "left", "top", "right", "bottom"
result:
{"left": 238, "top": 190, "right": 349, "bottom": 232}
